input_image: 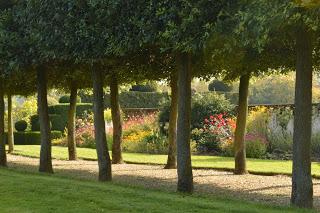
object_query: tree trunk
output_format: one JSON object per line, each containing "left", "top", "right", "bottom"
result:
{"left": 7, "top": 94, "right": 14, "bottom": 153}
{"left": 67, "top": 83, "right": 77, "bottom": 161}
{"left": 0, "top": 89, "right": 7, "bottom": 167}
{"left": 234, "top": 74, "right": 250, "bottom": 175}
{"left": 110, "top": 74, "right": 123, "bottom": 164}
{"left": 291, "top": 25, "right": 313, "bottom": 208}
{"left": 176, "top": 53, "right": 193, "bottom": 193}
{"left": 92, "top": 66, "right": 112, "bottom": 181}
{"left": 164, "top": 72, "right": 178, "bottom": 169}
{"left": 37, "top": 66, "right": 53, "bottom": 173}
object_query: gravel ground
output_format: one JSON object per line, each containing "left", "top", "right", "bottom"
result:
{"left": 6, "top": 154, "right": 320, "bottom": 209}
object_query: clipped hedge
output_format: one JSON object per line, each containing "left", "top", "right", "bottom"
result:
{"left": 79, "top": 91, "right": 169, "bottom": 109}
{"left": 119, "top": 92, "right": 169, "bottom": 108}
{"left": 30, "top": 115, "right": 55, "bottom": 131}
{"left": 129, "top": 83, "right": 158, "bottom": 92}
{"left": 59, "top": 95, "right": 82, "bottom": 104}
{"left": 48, "top": 103, "right": 93, "bottom": 117}
{"left": 31, "top": 103, "right": 93, "bottom": 131}
{"left": 5, "top": 131, "right": 63, "bottom": 145}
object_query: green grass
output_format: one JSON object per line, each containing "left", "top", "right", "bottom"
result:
{"left": 0, "top": 168, "right": 314, "bottom": 213}
{"left": 13, "top": 145, "right": 320, "bottom": 177}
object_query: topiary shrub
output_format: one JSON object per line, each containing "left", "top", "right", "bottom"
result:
{"left": 30, "top": 115, "right": 53, "bottom": 131}
{"left": 59, "top": 95, "right": 81, "bottom": 104}
{"left": 13, "top": 131, "right": 63, "bottom": 145}
{"left": 15, "top": 120, "right": 28, "bottom": 132}
{"left": 129, "top": 82, "right": 158, "bottom": 92}
{"left": 208, "top": 80, "right": 232, "bottom": 92}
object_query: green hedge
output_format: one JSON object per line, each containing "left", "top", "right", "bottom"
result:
{"left": 5, "top": 131, "right": 63, "bottom": 145}
{"left": 79, "top": 91, "right": 169, "bottom": 109}
{"left": 30, "top": 115, "right": 58, "bottom": 131}
{"left": 119, "top": 92, "right": 169, "bottom": 108}
{"left": 59, "top": 95, "right": 82, "bottom": 103}
{"left": 48, "top": 103, "right": 93, "bottom": 117}
{"left": 31, "top": 103, "right": 93, "bottom": 131}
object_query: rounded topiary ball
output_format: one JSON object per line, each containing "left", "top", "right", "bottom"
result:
{"left": 59, "top": 95, "right": 81, "bottom": 103}
{"left": 208, "top": 80, "right": 232, "bottom": 92}
{"left": 15, "top": 120, "right": 28, "bottom": 132}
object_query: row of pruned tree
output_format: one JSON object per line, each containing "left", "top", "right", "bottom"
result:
{"left": 0, "top": 0, "right": 319, "bottom": 209}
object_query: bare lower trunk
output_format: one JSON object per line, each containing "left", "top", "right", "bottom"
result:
{"left": 110, "top": 75, "right": 123, "bottom": 164}
{"left": 234, "top": 74, "right": 250, "bottom": 175}
{"left": 7, "top": 94, "right": 14, "bottom": 153}
{"left": 176, "top": 53, "right": 193, "bottom": 193}
{"left": 0, "top": 89, "right": 7, "bottom": 167}
{"left": 291, "top": 25, "right": 313, "bottom": 208}
{"left": 67, "top": 83, "right": 77, "bottom": 161}
{"left": 37, "top": 66, "right": 53, "bottom": 173}
{"left": 92, "top": 66, "right": 112, "bottom": 181}
{"left": 165, "top": 73, "right": 178, "bottom": 169}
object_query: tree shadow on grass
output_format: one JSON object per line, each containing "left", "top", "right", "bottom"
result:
{"left": 6, "top": 156, "right": 320, "bottom": 210}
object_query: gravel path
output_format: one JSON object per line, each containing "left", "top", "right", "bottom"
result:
{"left": 6, "top": 154, "right": 320, "bottom": 208}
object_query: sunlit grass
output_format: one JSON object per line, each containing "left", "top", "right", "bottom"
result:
{"left": 12, "top": 145, "right": 320, "bottom": 177}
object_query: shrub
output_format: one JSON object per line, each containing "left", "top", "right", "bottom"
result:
{"left": 122, "top": 130, "right": 168, "bottom": 154}
{"left": 221, "top": 134, "right": 268, "bottom": 159}
{"left": 191, "top": 114, "right": 235, "bottom": 153}
{"left": 130, "top": 82, "right": 158, "bottom": 92}
{"left": 247, "top": 107, "right": 269, "bottom": 136}
{"left": 53, "top": 112, "right": 112, "bottom": 150}
{"left": 191, "top": 93, "right": 235, "bottom": 129}
{"left": 208, "top": 80, "right": 232, "bottom": 92}
{"left": 121, "top": 113, "right": 168, "bottom": 154}
{"left": 13, "top": 98, "right": 37, "bottom": 127}
{"left": 9, "top": 131, "right": 62, "bottom": 145}
{"left": 158, "top": 92, "right": 234, "bottom": 130}
{"left": 59, "top": 95, "right": 82, "bottom": 103}
{"left": 15, "top": 120, "right": 28, "bottom": 132}
{"left": 104, "top": 109, "right": 112, "bottom": 123}
{"left": 245, "top": 134, "right": 268, "bottom": 158}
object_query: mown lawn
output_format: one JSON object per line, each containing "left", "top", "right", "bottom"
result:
{"left": 0, "top": 168, "right": 314, "bottom": 213}
{"left": 13, "top": 145, "right": 320, "bottom": 177}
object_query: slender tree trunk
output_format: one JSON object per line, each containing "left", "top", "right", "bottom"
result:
{"left": 0, "top": 89, "right": 7, "bottom": 167}
{"left": 110, "top": 74, "right": 123, "bottom": 164}
{"left": 176, "top": 53, "right": 193, "bottom": 193}
{"left": 7, "top": 94, "right": 14, "bottom": 153}
{"left": 67, "top": 83, "right": 77, "bottom": 161}
{"left": 92, "top": 66, "right": 112, "bottom": 181}
{"left": 234, "top": 74, "right": 250, "bottom": 175}
{"left": 291, "top": 25, "right": 313, "bottom": 208}
{"left": 37, "top": 66, "right": 53, "bottom": 173}
{"left": 165, "top": 72, "right": 178, "bottom": 169}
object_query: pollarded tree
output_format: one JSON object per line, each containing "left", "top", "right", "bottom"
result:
{"left": 236, "top": 0, "right": 320, "bottom": 208}
{"left": 142, "top": 0, "right": 237, "bottom": 192}
{"left": 49, "top": 64, "right": 92, "bottom": 161}
{"left": 0, "top": 0, "right": 38, "bottom": 167}
{"left": 20, "top": 0, "right": 164, "bottom": 180}
{"left": 105, "top": 50, "right": 173, "bottom": 165}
